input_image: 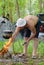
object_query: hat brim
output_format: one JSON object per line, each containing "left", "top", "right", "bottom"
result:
{"left": 16, "top": 18, "right": 26, "bottom": 27}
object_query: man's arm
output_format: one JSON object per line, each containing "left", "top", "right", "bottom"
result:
{"left": 27, "top": 26, "right": 36, "bottom": 42}
{"left": 4, "top": 27, "right": 21, "bottom": 47}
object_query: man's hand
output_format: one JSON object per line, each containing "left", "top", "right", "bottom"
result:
{"left": 23, "top": 40, "right": 29, "bottom": 46}
{"left": 23, "top": 42, "right": 27, "bottom": 45}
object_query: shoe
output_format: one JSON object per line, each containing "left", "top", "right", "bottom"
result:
{"left": 18, "top": 53, "right": 26, "bottom": 58}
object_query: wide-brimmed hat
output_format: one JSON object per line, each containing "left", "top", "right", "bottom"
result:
{"left": 16, "top": 18, "right": 26, "bottom": 27}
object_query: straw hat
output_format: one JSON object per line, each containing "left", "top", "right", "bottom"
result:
{"left": 16, "top": 18, "right": 26, "bottom": 27}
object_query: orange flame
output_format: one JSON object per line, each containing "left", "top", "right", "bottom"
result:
{"left": 0, "top": 38, "right": 12, "bottom": 55}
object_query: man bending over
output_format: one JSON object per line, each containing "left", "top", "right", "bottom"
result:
{"left": 0, "top": 15, "right": 41, "bottom": 58}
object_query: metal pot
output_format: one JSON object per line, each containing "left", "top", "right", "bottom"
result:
{"left": 3, "top": 30, "right": 13, "bottom": 39}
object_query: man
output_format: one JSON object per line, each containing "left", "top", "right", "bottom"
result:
{"left": 0, "top": 15, "right": 41, "bottom": 58}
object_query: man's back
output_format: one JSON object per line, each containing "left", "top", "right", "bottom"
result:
{"left": 24, "top": 15, "right": 38, "bottom": 26}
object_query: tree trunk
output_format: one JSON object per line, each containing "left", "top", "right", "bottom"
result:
{"left": 2, "top": 6, "right": 5, "bottom": 17}
{"left": 2, "top": 0, "right": 5, "bottom": 17}
{"left": 15, "top": 0, "right": 20, "bottom": 18}
{"left": 9, "top": 8, "right": 13, "bottom": 22}
{"left": 7, "top": 0, "right": 13, "bottom": 22}
{"left": 43, "top": 1, "right": 44, "bottom": 9}
{"left": 38, "top": 0, "right": 42, "bottom": 13}
{"left": 29, "top": 0, "right": 32, "bottom": 14}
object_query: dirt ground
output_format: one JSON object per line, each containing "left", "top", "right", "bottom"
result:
{"left": 0, "top": 53, "right": 44, "bottom": 65}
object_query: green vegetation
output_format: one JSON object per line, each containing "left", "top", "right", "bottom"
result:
{"left": 6, "top": 61, "right": 44, "bottom": 65}
{"left": 0, "top": 0, "right": 44, "bottom": 65}
{"left": 0, "top": 0, "right": 44, "bottom": 22}
{"left": 0, "top": 39, "right": 44, "bottom": 57}
{"left": 14, "top": 40, "right": 44, "bottom": 58}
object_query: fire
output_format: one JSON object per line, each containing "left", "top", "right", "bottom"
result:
{"left": 0, "top": 38, "right": 12, "bottom": 55}
{"left": 4, "top": 38, "right": 12, "bottom": 47}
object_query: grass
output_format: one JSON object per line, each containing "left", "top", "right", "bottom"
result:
{"left": 12, "top": 39, "right": 44, "bottom": 57}
{"left": 0, "top": 39, "right": 44, "bottom": 57}
{"left": 0, "top": 39, "right": 44, "bottom": 65}
{"left": 11, "top": 61, "right": 44, "bottom": 65}
{"left": 0, "top": 61, "right": 44, "bottom": 65}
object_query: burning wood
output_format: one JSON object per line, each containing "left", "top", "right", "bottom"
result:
{"left": 0, "top": 38, "right": 13, "bottom": 55}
